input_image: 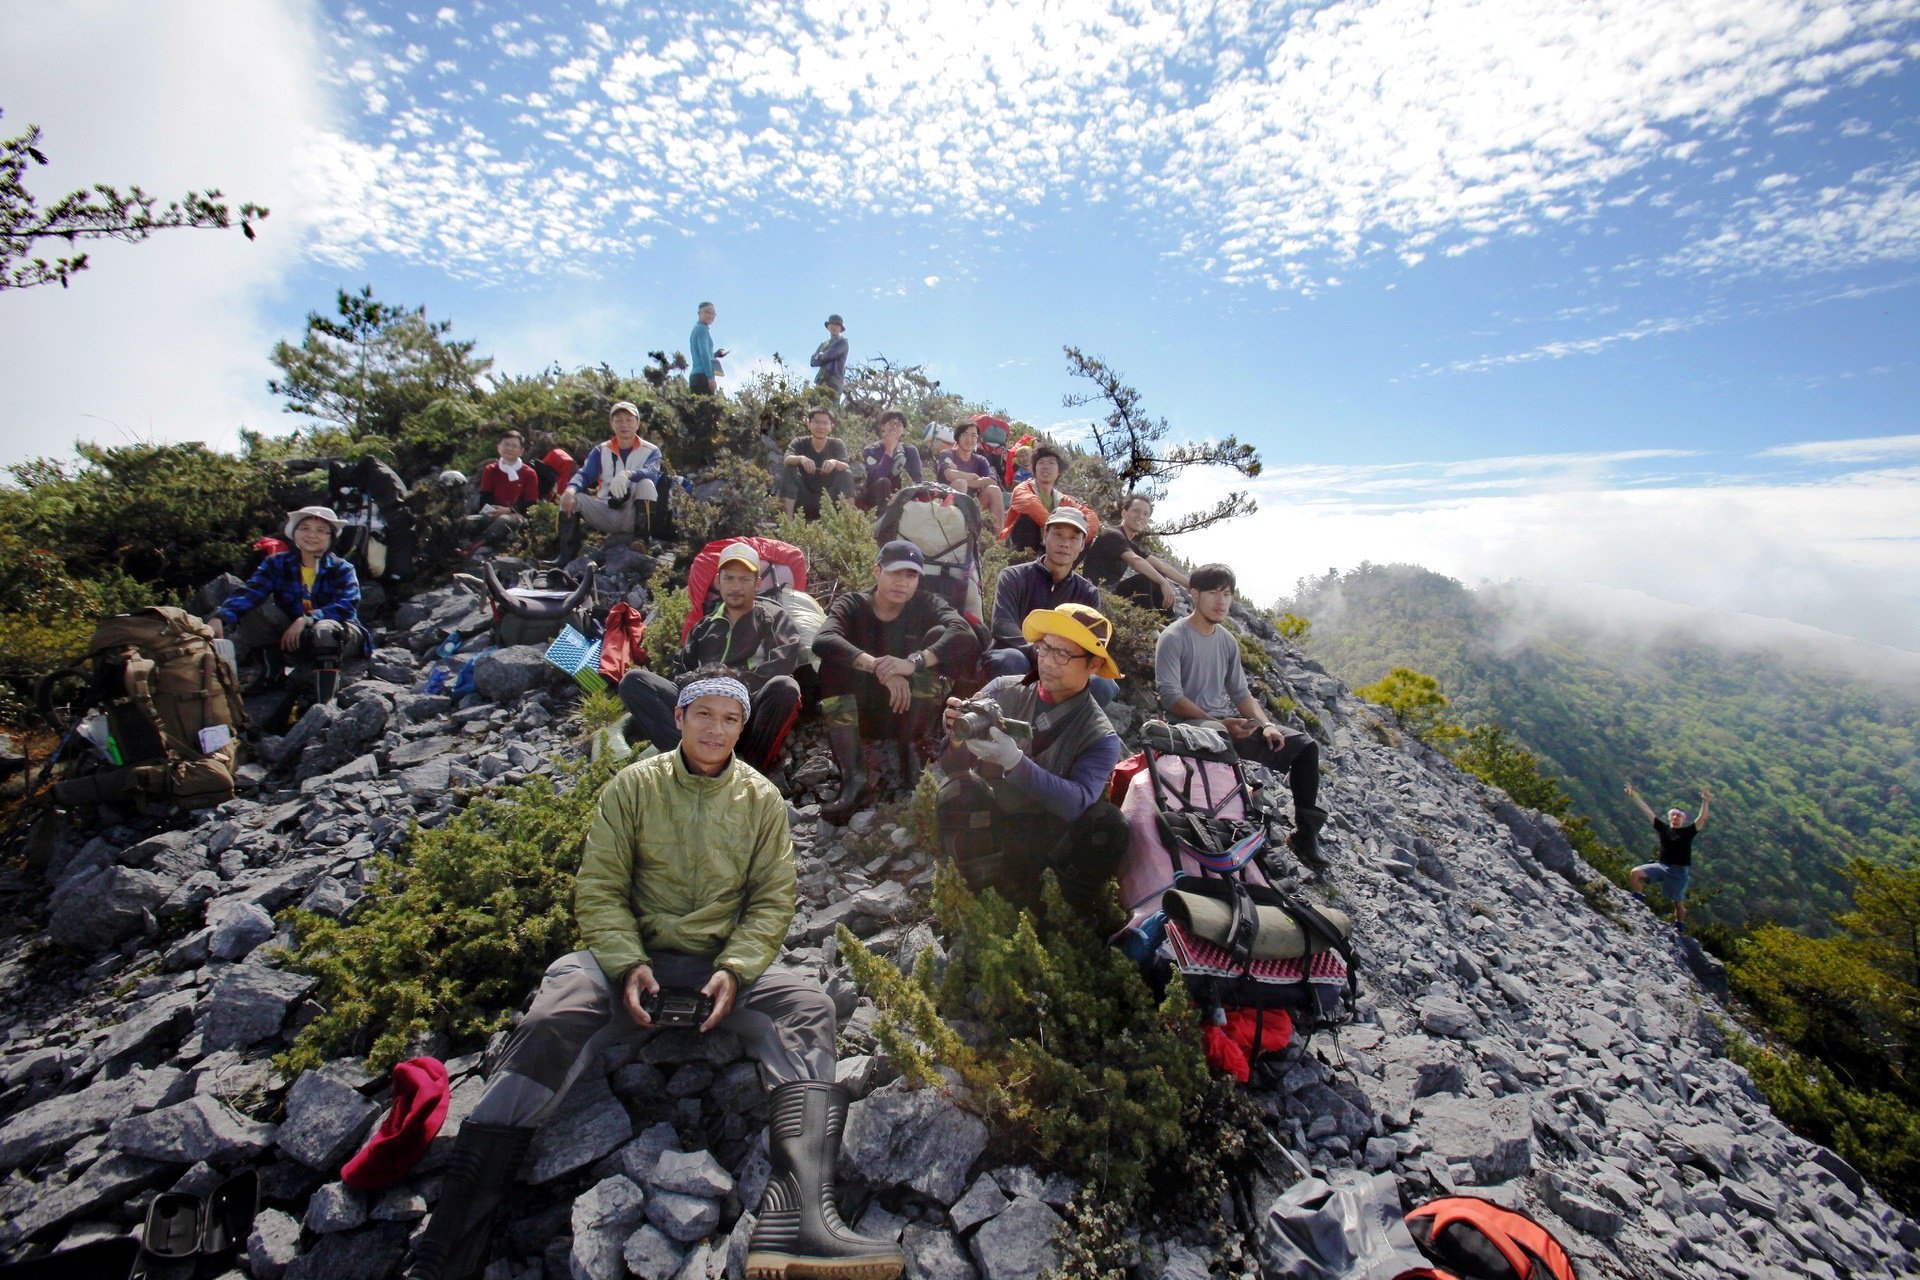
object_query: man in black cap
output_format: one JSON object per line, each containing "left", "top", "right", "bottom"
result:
{"left": 811, "top": 540, "right": 981, "bottom": 821}
{"left": 811, "top": 314, "right": 848, "bottom": 400}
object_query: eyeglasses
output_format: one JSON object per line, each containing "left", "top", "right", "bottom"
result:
{"left": 1033, "top": 639, "right": 1091, "bottom": 664}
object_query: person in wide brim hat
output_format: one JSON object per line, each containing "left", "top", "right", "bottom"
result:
{"left": 283, "top": 505, "right": 346, "bottom": 541}
{"left": 1021, "top": 602, "right": 1122, "bottom": 680}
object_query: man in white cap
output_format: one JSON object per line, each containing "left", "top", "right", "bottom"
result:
{"left": 558, "top": 401, "right": 666, "bottom": 557}
{"left": 403, "top": 667, "right": 903, "bottom": 1280}
{"left": 810, "top": 540, "right": 981, "bottom": 821}
{"left": 810, "top": 313, "right": 848, "bottom": 399}
{"left": 207, "top": 505, "right": 368, "bottom": 702}
{"left": 616, "top": 542, "right": 804, "bottom": 774}
{"left": 983, "top": 506, "right": 1117, "bottom": 705}
{"left": 937, "top": 603, "right": 1130, "bottom": 914}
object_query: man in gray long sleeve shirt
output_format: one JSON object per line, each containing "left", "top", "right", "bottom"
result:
{"left": 811, "top": 314, "right": 848, "bottom": 399}
{"left": 1155, "top": 562, "right": 1329, "bottom": 863}
{"left": 937, "top": 604, "right": 1129, "bottom": 915}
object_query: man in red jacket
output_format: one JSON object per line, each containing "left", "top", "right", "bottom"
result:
{"left": 462, "top": 430, "right": 543, "bottom": 553}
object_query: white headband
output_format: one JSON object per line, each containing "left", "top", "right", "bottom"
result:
{"left": 677, "top": 676, "right": 751, "bottom": 718}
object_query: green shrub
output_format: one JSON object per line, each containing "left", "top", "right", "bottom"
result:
{"left": 1354, "top": 666, "right": 1462, "bottom": 746}
{"left": 1275, "top": 611, "right": 1311, "bottom": 641}
{"left": 839, "top": 865, "right": 1211, "bottom": 1205}
{"left": 1091, "top": 591, "right": 1161, "bottom": 688}
{"left": 642, "top": 566, "right": 692, "bottom": 671}
{"left": 773, "top": 496, "right": 878, "bottom": 601}
{"left": 1237, "top": 631, "right": 1272, "bottom": 676}
{"left": 275, "top": 759, "right": 617, "bottom": 1073}
{"left": 679, "top": 453, "right": 777, "bottom": 551}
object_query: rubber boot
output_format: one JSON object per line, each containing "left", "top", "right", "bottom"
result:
{"left": 402, "top": 1121, "right": 536, "bottom": 1280}
{"left": 312, "top": 664, "right": 342, "bottom": 707}
{"left": 1287, "top": 804, "right": 1329, "bottom": 867}
{"left": 746, "top": 1081, "right": 905, "bottom": 1280}
{"left": 820, "top": 724, "right": 873, "bottom": 825}
{"left": 896, "top": 699, "right": 941, "bottom": 790}
{"left": 553, "top": 512, "right": 584, "bottom": 567}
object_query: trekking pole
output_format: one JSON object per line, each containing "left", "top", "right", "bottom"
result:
{"left": 0, "top": 722, "right": 80, "bottom": 857}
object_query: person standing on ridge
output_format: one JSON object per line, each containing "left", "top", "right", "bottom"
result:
{"left": 1626, "top": 782, "right": 1711, "bottom": 930}
{"left": 689, "top": 301, "right": 725, "bottom": 395}
{"left": 811, "top": 313, "right": 848, "bottom": 400}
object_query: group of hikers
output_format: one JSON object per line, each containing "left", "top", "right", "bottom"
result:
{"left": 190, "top": 383, "right": 1709, "bottom": 1280}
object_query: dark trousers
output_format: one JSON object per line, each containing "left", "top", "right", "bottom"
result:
{"left": 689, "top": 373, "right": 714, "bottom": 395}
{"left": 1109, "top": 572, "right": 1168, "bottom": 613}
{"left": 1230, "top": 724, "right": 1320, "bottom": 811}
{"left": 229, "top": 601, "right": 366, "bottom": 673}
{"left": 1006, "top": 515, "right": 1043, "bottom": 553}
{"left": 777, "top": 464, "right": 854, "bottom": 519}
{"left": 618, "top": 669, "right": 802, "bottom": 775}
{"left": 938, "top": 772, "right": 1132, "bottom": 917}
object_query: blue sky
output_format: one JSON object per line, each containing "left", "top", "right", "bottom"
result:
{"left": 5, "top": 0, "right": 1920, "bottom": 651}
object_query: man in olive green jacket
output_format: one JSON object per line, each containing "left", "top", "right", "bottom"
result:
{"left": 405, "top": 671, "right": 903, "bottom": 1280}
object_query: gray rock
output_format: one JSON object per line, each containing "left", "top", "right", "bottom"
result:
{"left": 574, "top": 1174, "right": 650, "bottom": 1232}
{"left": 372, "top": 1188, "right": 428, "bottom": 1221}
{"left": 400, "top": 758, "right": 455, "bottom": 797}
{"left": 647, "top": 1188, "right": 722, "bottom": 1242}
{"left": 905, "top": 1224, "right": 978, "bottom": 1280}
{"left": 669, "top": 1241, "right": 713, "bottom": 1280}
{"left": 523, "top": 1072, "right": 633, "bottom": 1184}
{"left": 617, "top": 1121, "right": 682, "bottom": 1187}
{"left": 474, "top": 645, "right": 554, "bottom": 703}
{"left": 1540, "top": 1172, "right": 1623, "bottom": 1238}
{"left": 649, "top": 1148, "right": 734, "bottom": 1199}
{"left": 109, "top": 1095, "right": 278, "bottom": 1163}
{"left": 390, "top": 734, "right": 460, "bottom": 768}
{"left": 202, "top": 963, "right": 318, "bottom": 1050}
{"left": 299, "top": 753, "right": 380, "bottom": 794}
{"left": 573, "top": 1225, "right": 630, "bottom": 1280}
{"left": 1663, "top": 1122, "right": 1740, "bottom": 1177}
{"left": 1414, "top": 1095, "right": 1530, "bottom": 1183}
{"left": 328, "top": 696, "right": 391, "bottom": 757}
{"left": 1418, "top": 996, "right": 1479, "bottom": 1039}
{"left": 624, "top": 1223, "right": 687, "bottom": 1279}
{"left": 0, "top": 1069, "right": 175, "bottom": 1169}
{"left": 841, "top": 1080, "right": 990, "bottom": 1206}
{"left": 949, "top": 1176, "right": 1009, "bottom": 1234}
{"left": 277, "top": 1069, "right": 381, "bottom": 1171}
{"left": 1151, "top": 1241, "right": 1215, "bottom": 1280}
{"left": 366, "top": 647, "right": 419, "bottom": 684}
{"left": 207, "top": 899, "right": 278, "bottom": 960}
{"left": 0, "top": 1151, "right": 170, "bottom": 1246}
{"left": 96, "top": 988, "right": 197, "bottom": 1064}
{"left": 305, "top": 1180, "right": 369, "bottom": 1233}
{"left": 47, "top": 865, "right": 169, "bottom": 949}
{"left": 248, "top": 1207, "right": 304, "bottom": 1280}
{"left": 968, "top": 1197, "right": 1062, "bottom": 1280}
{"left": 283, "top": 1222, "right": 409, "bottom": 1280}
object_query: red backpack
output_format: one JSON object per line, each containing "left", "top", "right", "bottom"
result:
{"left": 1400, "top": 1197, "right": 1576, "bottom": 1280}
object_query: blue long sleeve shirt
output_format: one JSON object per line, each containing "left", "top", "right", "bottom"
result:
{"left": 215, "top": 551, "right": 361, "bottom": 627}
{"left": 689, "top": 322, "right": 714, "bottom": 377}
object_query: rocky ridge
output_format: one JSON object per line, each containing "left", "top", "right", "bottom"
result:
{"left": 0, "top": 581, "right": 1912, "bottom": 1279}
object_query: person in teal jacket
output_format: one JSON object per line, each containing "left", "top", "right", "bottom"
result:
{"left": 401, "top": 671, "right": 902, "bottom": 1280}
{"left": 689, "top": 300, "right": 721, "bottom": 395}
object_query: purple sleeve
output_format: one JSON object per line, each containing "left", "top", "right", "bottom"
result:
{"left": 1008, "top": 732, "right": 1124, "bottom": 821}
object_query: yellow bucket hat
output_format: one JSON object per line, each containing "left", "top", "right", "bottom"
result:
{"left": 1022, "top": 603, "right": 1122, "bottom": 680}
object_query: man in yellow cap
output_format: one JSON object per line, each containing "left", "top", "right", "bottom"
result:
{"left": 935, "top": 603, "right": 1129, "bottom": 913}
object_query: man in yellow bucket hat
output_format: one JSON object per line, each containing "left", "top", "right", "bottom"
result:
{"left": 936, "top": 602, "right": 1129, "bottom": 914}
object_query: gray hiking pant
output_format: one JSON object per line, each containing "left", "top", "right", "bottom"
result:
{"left": 574, "top": 494, "right": 641, "bottom": 537}
{"left": 229, "top": 600, "right": 366, "bottom": 671}
{"left": 469, "top": 950, "right": 836, "bottom": 1129}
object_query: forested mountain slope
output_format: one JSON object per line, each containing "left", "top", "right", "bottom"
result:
{"left": 1283, "top": 564, "right": 1920, "bottom": 930}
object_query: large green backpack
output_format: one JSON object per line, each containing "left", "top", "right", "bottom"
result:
{"left": 49, "top": 608, "right": 250, "bottom": 811}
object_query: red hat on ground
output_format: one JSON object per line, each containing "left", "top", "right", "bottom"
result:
{"left": 340, "top": 1057, "right": 451, "bottom": 1191}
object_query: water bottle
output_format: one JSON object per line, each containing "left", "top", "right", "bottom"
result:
{"left": 78, "top": 710, "right": 123, "bottom": 765}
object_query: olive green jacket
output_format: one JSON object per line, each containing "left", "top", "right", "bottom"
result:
{"left": 574, "top": 749, "right": 796, "bottom": 987}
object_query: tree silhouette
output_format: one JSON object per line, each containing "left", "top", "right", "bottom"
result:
{"left": 1, "top": 113, "right": 268, "bottom": 291}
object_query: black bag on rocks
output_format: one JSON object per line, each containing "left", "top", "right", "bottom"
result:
{"left": 482, "top": 562, "right": 598, "bottom": 647}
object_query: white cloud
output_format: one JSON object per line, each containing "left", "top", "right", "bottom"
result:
{"left": 1757, "top": 432, "right": 1920, "bottom": 463}
{"left": 1168, "top": 449, "right": 1920, "bottom": 652}
{"left": 0, "top": 0, "right": 331, "bottom": 469}
{"left": 293, "top": 0, "right": 1920, "bottom": 289}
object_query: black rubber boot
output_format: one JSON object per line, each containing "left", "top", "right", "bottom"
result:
{"left": 746, "top": 1081, "right": 905, "bottom": 1280}
{"left": 1288, "top": 804, "right": 1329, "bottom": 867}
{"left": 819, "top": 724, "right": 872, "bottom": 825}
{"left": 896, "top": 699, "right": 941, "bottom": 790}
{"left": 402, "top": 1121, "right": 536, "bottom": 1280}
{"left": 553, "top": 512, "right": 584, "bottom": 566}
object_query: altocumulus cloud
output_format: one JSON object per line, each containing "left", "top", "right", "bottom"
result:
{"left": 305, "top": 0, "right": 1920, "bottom": 291}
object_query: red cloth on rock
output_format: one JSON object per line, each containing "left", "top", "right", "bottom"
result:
{"left": 1202, "top": 1007, "right": 1294, "bottom": 1082}
{"left": 341, "top": 1056, "right": 451, "bottom": 1191}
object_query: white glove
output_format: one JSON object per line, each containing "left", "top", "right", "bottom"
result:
{"left": 607, "top": 471, "right": 632, "bottom": 500}
{"left": 963, "top": 726, "right": 1024, "bottom": 771}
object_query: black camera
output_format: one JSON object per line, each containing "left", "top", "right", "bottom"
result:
{"left": 641, "top": 987, "right": 715, "bottom": 1029}
{"left": 949, "top": 697, "right": 1033, "bottom": 744}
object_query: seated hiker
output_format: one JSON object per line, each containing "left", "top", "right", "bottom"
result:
{"left": 999, "top": 443, "right": 1100, "bottom": 552}
{"left": 401, "top": 675, "right": 903, "bottom": 1280}
{"left": 557, "top": 401, "right": 668, "bottom": 559}
{"left": 854, "top": 408, "right": 924, "bottom": 510}
{"left": 461, "top": 429, "right": 541, "bottom": 555}
{"left": 777, "top": 406, "right": 855, "bottom": 519}
{"left": 811, "top": 540, "right": 981, "bottom": 822}
{"left": 937, "top": 604, "right": 1130, "bottom": 914}
{"left": 1626, "top": 782, "right": 1711, "bottom": 929}
{"left": 1155, "top": 564, "right": 1327, "bottom": 862}
{"left": 1084, "top": 493, "right": 1190, "bottom": 613}
{"left": 1008, "top": 441, "right": 1034, "bottom": 488}
{"left": 207, "top": 505, "right": 369, "bottom": 704}
{"left": 934, "top": 419, "right": 1006, "bottom": 526}
{"left": 983, "top": 507, "right": 1116, "bottom": 706}
{"left": 617, "top": 545, "right": 804, "bottom": 775}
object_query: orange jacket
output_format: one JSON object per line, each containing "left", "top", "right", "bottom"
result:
{"left": 999, "top": 480, "right": 1101, "bottom": 541}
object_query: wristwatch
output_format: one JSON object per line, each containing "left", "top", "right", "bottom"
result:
{"left": 911, "top": 650, "right": 929, "bottom": 672}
